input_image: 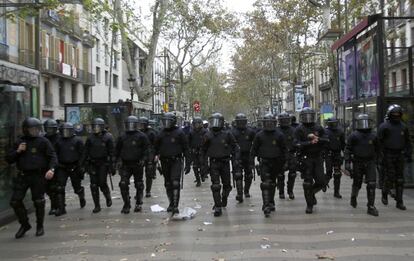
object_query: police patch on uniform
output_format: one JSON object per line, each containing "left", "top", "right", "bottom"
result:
{"left": 171, "top": 138, "right": 175, "bottom": 143}
{"left": 31, "top": 148, "right": 37, "bottom": 153}
{"left": 101, "top": 142, "right": 105, "bottom": 146}
{"left": 401, "top": 131, "right": 404, "bottom": 135}
{"left": 245, "top": 135, "right": 249, "bottom": 140}
{"left": 70, "top": 146, "right": 75, "bottom": 151}
{"left": 369, "top": 140, "right": 372, "bottom": 144}
{"left": 272, "top": 140, "right": 277, "bottom": 145}
{"left": 222, "top": 139, "right": 226, "bottom": 143}
{"left": 132, "top": 141, "right": 136, "bottom": 145}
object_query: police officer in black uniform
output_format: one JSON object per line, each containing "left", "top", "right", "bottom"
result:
{"left": 187, "top": 117, "right": 208, "bottom": 187}
{"left": 154, "top": 112, "right": 190, "bottom": 215}
{"left": 202, "top": 113, "right": 240, "bottom": 217}
{"left": 277, "top": 112, "right": 297, "bottom": 200}
{"left": 344, "top": 114, "right": 379, "bottom": 216}
{"left": 115, "top": 116, "right": 151, "bottom": 214}
{"left": 83, "top": 118, "right": 115, "bottom": 213}
{"left": 6, "top": 118, "right": 57, "bottom": 238}
{"left": 251, "top": 113, "right": 286, "bottom": 217}
{"left": 291, "top": 115, "right": 299, "bottom": 129}
{"left": 378, "top": 104, "right": 412, "bottom": 210}
{"left": 324, "top": 117, "right": 346, "bottom": 199}
{"left": 43, "top": 119, "right": 59, "bottom": 215}
{"left": 294, "top": 108, "right": 329, "bottom": 214}
{"left": 54, "top": 122, "right": 86, "bottom": 216}
{"left": 138, "top": 116, "right": 158, "bottom": 198}
{"left": 231, "top": 113, "right": 256, "bottom": 202}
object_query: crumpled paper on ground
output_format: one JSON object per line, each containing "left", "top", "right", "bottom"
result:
{"left": 171, "top": 207, "right": 197, "bottom": 220}
{"left": 151, "top": 204, "right": 166, "bottom": 212}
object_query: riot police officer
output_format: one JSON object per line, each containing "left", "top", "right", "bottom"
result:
{"left": 294, "top": 108, "right": 329, "bottom": 214}
{"left": 43, "top": 119, "right": 59, "bottom": 215}
{"left": 138, "top": 116, "right": 157, "bottom": 198}
{"left": 154, "top": 112, "right": 190, "bottom": 215}
{"left": 83, "top": 118, "right": 115, "bottom": 213}
{"left": 277, "top": 112, "right": 297, "bottom": 200}
{"left": 187, "top": 117, "right": 208, "bottom": 186}
{"left": 54, "top": 122, "right": 86, "bottom": 216}
{"left": 251, "top": 114, "right": 287, "bottom": 217}
{"left": 231, "top": 113, "right": 256, "bottom": 202}
{"left": 6, "top": 118, "right": 57, "bottom": 238}
{"left": 202, "top": 113, "right": 240, "bottom": 217}
{"left": 344, "top": 114, "right": 379, "bottom": 216}
{"left": 116, "top": 116, "right": 151, "bottom": 214}
{"left": 378, "top": 104, "right": 412, "bottom": 210}
{"left": 324, "top": 117, "right": 346, "bottom": 199}
{"left": 291, "top": 115, "right": 299, "bottom": 129}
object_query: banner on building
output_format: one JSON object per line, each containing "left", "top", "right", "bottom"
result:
{"left": 294, "top": 86, "right": 305, "bottom": 112}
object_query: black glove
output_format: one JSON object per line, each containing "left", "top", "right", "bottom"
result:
{"left": 109, "top": 163, "right": 116, "bottom": 176}
{"left": 184, "top": 164, "right": 191, "bottom": 175}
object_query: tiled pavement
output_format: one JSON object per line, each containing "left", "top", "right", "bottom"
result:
{"left": 1, "top": 171, "right": 414, "bottom": 261}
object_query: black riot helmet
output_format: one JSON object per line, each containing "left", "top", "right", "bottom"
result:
{"left": 125, "top": 115, "right": 139, "bottom": 132}
{"left": 203, "top": 120, "right": 209, "bottom": 129}
{"left": 22, "top": 117, "right": 42, "bottom": 137}
{"left": 161, "top": 112, "right": 177, "bottom": 130}
{"left": 148, "top": 119, "right": 156, "bottom": 129}
{"left": 44, "top": 119, "right": 58, "bottom": 136}
{"left": 91, "top": 118, "right": 105, "bottom": 134}
{"left": 355, "top": 114, "right": 372, "bottom": 131}
{"left": 299, "top": 107, "right": 316, "bottom": 125}
{"left": 278, "top": 112, "right": 291, "bottom": 128}
{"left": 138, "top": 116, "right": 149, "bottom": 131}
{"left": 209, "top": 112, "right": 224, "bottom": 131}
{"left": 61, "top": 122, "right": 75, "bottom": 138}
{"left": 192, "top": 117, "right": 203, "bottom": 130}
{"left": 325, "top": 117, "right": 339, "bottom": 129}
{"left": 386, "top": 104, "right": 403, "bottom": 123}
{"left": 235, "top": 113, "right": 248, "bottom": 129}
{"left": 262, "top": 113, "right": 276, "bottom": 131}
{"left": 183, "top": 120, "right": 191, "bottom": 128}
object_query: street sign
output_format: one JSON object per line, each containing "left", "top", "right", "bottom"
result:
{"left": 193, "top": 100, "right": 201, "bottom": 112}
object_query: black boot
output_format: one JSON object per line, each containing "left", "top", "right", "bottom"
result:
{"left": 211, "top": 184, "right": 222, "bottom": 217}
{"left": 350, "top": 186, "right": 359, "bottom": 208}
{"left": 367, "top": 184, "right": 379, "bottom": 216}
{"left": 269, "top": 183, "right": 276, "bottom": 211}
{"left": 244, "top": 179, "right": 252, "bottom": 198}
{"left": 48, "top": 194, "right": 57, "bottom": 216}
{"left": 333, "top": 175, "right": 342, "bottom": 199}
{"left": 91, "top": 185, "right": 101, "bottom": 213}
{"left": 166, "top": 189, "right": 173, "bottom": 212}
{"left": 11, "top": 201, "right": 31, "bottom": 239}
{"left": 77, "top": 187, "right": 86, "bottom": 208}
{"left": 221, "top": 187, "right": 231, "bottom": 208}
{"left": 287, "top": 173, "right": 296, "bottom": 200}
{"left": 145, "top": 177, "right": 152, "bottom": 198}
{"left": 260, "top": 183, "right": 272, "bottom": 217}
{"left": 34, "top": 199, "right": 45, "bottom": 237}
{"left": 55, "top": 192, "right": 67, "bottom": 217}
{"left": 303, "top": 182, "right": 314, "bottom": 214}
{"left": 278, "top": 175, "right": 285, "bottom": 199}
{"left": 134, "top": 184, "right": 144, "bottom": 213}
{"left": 171, "top": 189, "right": 180, "bottom": 215}
{"left": 120, "top": 186, "right": 131, "bottom": 214}
{"left": 381, "top": 190, "right": 388, "bottom": 205}
{"left": 235, "top": 180, "right": 244, "bottom": 203}
{"left": 103, "top": 187, "right": 112, "bottom": 207}
{"left": 194, "top": 170, "right": 202, "bottom": 187}
{"left": 395, "top": 184, "right": 407, "bottom": 210}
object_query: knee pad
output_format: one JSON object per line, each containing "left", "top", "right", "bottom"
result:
{"left": 288, "top": 172, "right": 297, "bottom": 179}
{"left": 303, "top": 181, "right": 313, "bottom": 190}
{"left": 90, "top": 183, "right": 99, "bottom": 191}
{"left": 333, "top": 172, "right": 342, "bottom": 178}
{"left": 135, "top": 182, "right": 144, "bottom": 190}
{"left": 234, "top": 171, "right": 243, "bottom": 181}
{"left": 211, "top": 184, "right": 222, "bottom": 192}
{"left": 164, "top": 182, "right": 172, "bottom": 190}
{"left": 396, "top": 178, "right": 404, "bottom": 186}
{"left": 56, "top": 186, "right": 65, "bottom": 194}
{"left": 119, "top": 180, "right": 129, "bottom": 190}
{"left": 172, "top": 180, "right": 180, "bottom": 189}
{"left": 223, "top": 184, "right": 232, "bottom": 193}
{"left": 260, "top": 182, "right": 272, "bottom": 190}
{"left": 33, "top": 199, "right": 46, "bottom": 208}
{"left": 10, "top": 200, "right": 23, "bottom": 208}
{"left": 367, "top": 181, "right": 376, "bottom": 190}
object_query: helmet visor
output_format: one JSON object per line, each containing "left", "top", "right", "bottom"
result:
{"left": 193, "top": 122, "right": 202, "bottom": 129}
{"left": 262, "top": 120, "right": 276, "bottom": 131}
{"left": 45, "top": 127, "right": 57, "bottom": 136}
{"left": 125, "top": 122, "right": 136, "bottom": 132}
{"left": 235, "top": 119, "right": 247, "bottom": 129}
{"left": 279, "top": 118, "right": 291, "bottom": 127}
{"left": 327, "top": 121, "right": 339, "bottom": 129}
{"left": 209, "top": 118, "right": 223, "bottom": 128}
{"left": 161, "top": 119, "right": 174, "bottom": 129}
{"left": 300, "top": 113, "right": 315, "bottom": 124}
{"left": 137, "top": 122, "right": 147, "bottom": 131}
{"left": 62, "top": 128, "right": 74, "bottom": 138}
{"left": 92, "top": 124, "right": 103, "bottom": 134}
{"left": 27, "top": 126, "right": 41, "bottom": 137}
{"left": 356, "top": 119, "right": 371, "bottom": 130}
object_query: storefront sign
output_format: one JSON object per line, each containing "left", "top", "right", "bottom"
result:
{"left": 0, "top": 65, "right": 39, "bottom": 86}
{"left": 294, "top": 86, "right": 305, "bottom": 112}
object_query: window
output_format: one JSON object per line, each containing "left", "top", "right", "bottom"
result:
{"left": 399, "top": 0, "right": 405, "bottom": 16}
{"left": 84, "top": 86, "right": 89, "bottom": 102}
{"left": 44, "top": 80, "right": 53, "bottom": 106}
{"left": 392, "top": 71, "right": 397, "bottom": 91}
{"left": 402, "top": 68, "right": 407, "bottom": 88}
{"left": 59, "top": 81, "right": 65, "bottom": 106}
{"left": 96, "top": 38, "right": 100, "bottom": 62}
{"left": 104, "top": 44, "right": 109, "bottom": 66}
{"left": 113, "top": 51, "right": 118, "bottom": 69}
{"left": 96, "top": 67, "right": 101, "bottom": 83}
{"left": 105, "top": 70, "right": 109, "bottom": 86}
{"left": 113, "top": 74, "right": 118, "bottom": 88}
{"left": 71, "top": 84, "right": 77, "bottom": 103}
{"left": 401, "top": 36, "right": 406, "bottom": 47}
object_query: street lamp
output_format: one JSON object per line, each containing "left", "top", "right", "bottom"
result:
{"left": 183, "top": 103, "right": 188, "bottom": 120}
{"left": 127, "top": 75, "right": 136, "bottom": 101}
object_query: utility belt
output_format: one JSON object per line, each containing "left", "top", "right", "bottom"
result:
{"left": 18, "top": 169, "right": 45, "bottom": 176}
{"left": 59, "top": 162, "right": 79, "bottom": 168}
{"left": 89, "top": 158, "right": 108, "bottom": 164}
{"left": 383, "top": 149, "right": 404, "bottom": 155}
{"left": 210, "top": 157, "right": 230, "bottom": 163}
{"left": 160, "top": 155, "right": 182, "bottom": 161}
{"left": 122, "top": 160, "right": 144, "bottom": 167}
{"left": 353, "top": 156, "right": 375, "bottom": 163}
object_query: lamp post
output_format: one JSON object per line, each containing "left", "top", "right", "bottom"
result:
{"left": 127, "top": 75, "right": 136, "bottom": 101}
{"left": 183, "top": 103, "right": 188, "bottom": 120}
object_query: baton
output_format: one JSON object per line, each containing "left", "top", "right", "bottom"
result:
{"left": 180, "top": 158, "right": 184, "bottom": 190}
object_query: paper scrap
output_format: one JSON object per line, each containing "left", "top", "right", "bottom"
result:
{"left": 150, "top": 204, "right": 166, "bottom": 212}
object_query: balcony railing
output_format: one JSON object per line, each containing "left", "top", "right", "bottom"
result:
{"left": 41, "top": 57, "right": 95, "bottom": 85}
{"left": 387, "top": 49, "right": 409, "bottom": 66}
{"left": 18, "top": 49, "right": 35, "bottom": 67}
{"left": 41, "top": 10, "right": 85, "bottom": 41}
{"left": 318, "top": 81, "right": 331, "bottom": 91}
{"left": 82, "top": 32, "right": 95, "bottom": 48}
{"left": 0, "top": 43, "right": 9, "bottom": 61}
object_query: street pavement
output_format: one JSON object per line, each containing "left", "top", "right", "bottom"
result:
{"left": 1, "top": 171, "right": 414, "bottom": 261}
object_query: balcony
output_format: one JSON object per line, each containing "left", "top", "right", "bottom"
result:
{"left": 41, "top": 57, "right": 95, "bottom": 86}
{"left": 0, "top": 43, "right": 9, "bottom": 61}
{"left": 41, "top": 10, "right": 85, "bottom": 41}
{"left": 82, "top": 32, "right": 95, "bottom": 48}
{"left": 387, "top": 49, "right": 409, "bottom": 67}
{"left": 318, "top": 81, "right": 331, "bottom": 91}
{"left": 18, "top": 49, "right": 35, "bottom": 68}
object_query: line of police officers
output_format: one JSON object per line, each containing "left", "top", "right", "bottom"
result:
{"left": 5, "top": 104, "right": 412, "bottom": 239}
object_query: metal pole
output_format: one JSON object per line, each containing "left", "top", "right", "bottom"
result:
{"left": 377, "top": 16, "right": 386, "bottom": 123}
{"left": 409, "top": 47, "right": 414, "bottom": 96}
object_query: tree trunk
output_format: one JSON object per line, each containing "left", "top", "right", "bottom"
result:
{"left": 141, "top": 0, "right": 168, "bottom": 102}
